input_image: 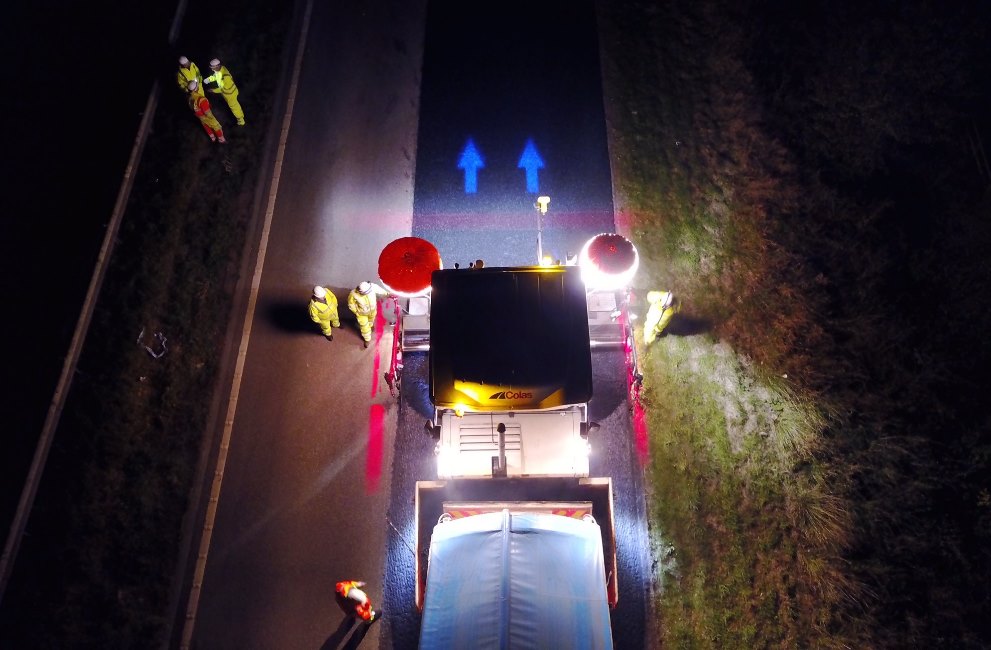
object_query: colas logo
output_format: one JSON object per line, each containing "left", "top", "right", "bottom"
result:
{"left": 489, "top": 390, "right": 534, "bottom": 400}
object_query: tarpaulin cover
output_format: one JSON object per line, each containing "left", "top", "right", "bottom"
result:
{"left": 419, "top": 510, "right": 613, "bottom": 650}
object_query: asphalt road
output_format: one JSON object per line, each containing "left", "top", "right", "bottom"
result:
{"left": 412, "top": 1, "right": 616, "bottom": 268}
{"left": 180, "top": 1, "right": 650, "bottom": 648}
{"left": 183, "top": 0, "right": 426, "bottom": 647}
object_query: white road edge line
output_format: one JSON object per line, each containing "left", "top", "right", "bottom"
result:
{"left": 179, "top": 0, "right": 315, "bottom": 646}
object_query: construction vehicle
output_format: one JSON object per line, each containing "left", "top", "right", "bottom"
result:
{"left": 376, "top": 232, "right": 639, "bottom": 648}
{"left": 388, "top": 243, "right": 642, "bottom": 650}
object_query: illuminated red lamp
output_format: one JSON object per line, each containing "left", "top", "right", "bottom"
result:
{"left": 377, "top": 237, "right": 442, "bottom": 297}
{"left": 578, "top": 233, "right": 639, "bottom": 290}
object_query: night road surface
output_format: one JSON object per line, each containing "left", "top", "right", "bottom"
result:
{"left": 383, "top": 2, "right": 650, "bottom": 648}
{"left": 179, "top": 1, "right": 651, "bottom": 648}
{"left": 179, "top": 1, "right": 425, "bottom": 647}
{"left": 412, "top": 1, "right": 616, "bottom": 269}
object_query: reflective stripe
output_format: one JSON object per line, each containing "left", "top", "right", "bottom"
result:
{"left": 353, "top": 294, "right": 375, "bottom": 314}
{"left": 206, "top": 68, "right": 228, "bottom": 91}
{"left": 190, "top": 96, "right": 206, "bottom": 116}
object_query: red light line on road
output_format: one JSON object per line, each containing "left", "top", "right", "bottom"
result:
{"left": 632, "top": 398, "right": 649, "bottom": 466}
{"left": 620, "top": 310, "right": 650, "bottom": 465}
{"left": 364, "top": 307, "right": 389, "bottom": 493}
{"left": 366, "top": 404, "right": 384, "bottom": 493}
{"left": 369, "top": 306, "right": 390, "bottom": 397}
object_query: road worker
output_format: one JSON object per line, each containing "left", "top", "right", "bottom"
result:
{"left": 348, "top": 281, "right": 388, "bottom": 348}
{"left": 203, "top": 58, "right": 246, "bottom": 126}
{"left": 187, "top": 79, "right": 225, "bottom": 143}
{"left": 335, "top": 580, "right": 378, "bottom": 622}
{"left": 308, "top": 286, "right": 340, "bottom": 341}
{"left": 644, "top": 290, "right": 680, "bottom": 344}
{"left": 177, "top": 56, "right": 202, "bottom": 94}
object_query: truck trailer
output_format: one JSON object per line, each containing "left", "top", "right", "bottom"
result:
{"left": 411, "top": 264, "right": 619, "bottom": 649}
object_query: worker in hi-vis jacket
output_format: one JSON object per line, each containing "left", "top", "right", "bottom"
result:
{"left": 187, "top": 79, "right": 225, "bottom": 143}
{"left": 335, "top": 580, "right": 378, "bottom": 622}
{"left": 644, "top": 290, "right": 680, "bottom": 344}
{"left": 348, "top": 281, "right": 388, "bottom": 348}
{"left": 308, "top": 286, "right": 340, "bottom": 341}
{"left": 203, "top": 58, "right": 246, "bottom": 126}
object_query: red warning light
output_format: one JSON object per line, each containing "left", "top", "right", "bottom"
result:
{"left": 377, "top": 237, "right": 442, "bottom": 297}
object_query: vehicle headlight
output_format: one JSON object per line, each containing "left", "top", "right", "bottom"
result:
{"left": 435, "top": 444, "right": 455, "bottom": 478}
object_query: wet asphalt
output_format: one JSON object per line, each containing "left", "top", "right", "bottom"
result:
{"left": 183, "top": 1, "right": 651, "bottom": 647}
{"left": 379, "top": 2, "right": 651, "bottom": 647}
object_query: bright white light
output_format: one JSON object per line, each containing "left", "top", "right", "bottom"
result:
{"left": 435, "top": 444, "right": 455, "bottom": 479}
{"left": 380, "top": 282, "right": 433, "bottom": 299}
{"left": 578, "top": 233, "right": 639, "bottom": 290}
{"left": 572, "top": 436, "right": 592, "bottom": 459}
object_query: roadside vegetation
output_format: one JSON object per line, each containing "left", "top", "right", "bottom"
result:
{"left": 4, "top": 1, "right": 989, "bottom": 647}
{"left": 599, "top": 1, "right": 991, "bottom": 647}
{"left": 0, "top": 0, "right": 291, "bottom": 645}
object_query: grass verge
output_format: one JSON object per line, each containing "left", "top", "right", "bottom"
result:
{"left": 640, "top": 337, "right": 854, "bottom": 648}
{"left": 0, "top": 0, "right": 291, "bottom": 645}
{"left": 599, "top": 0, "right": 991, "bottom": 647}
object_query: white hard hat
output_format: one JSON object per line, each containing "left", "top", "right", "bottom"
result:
{"left": 209, "top": 58, "right": 221, "bottom": 69}
{"left": 187, "top": 79, "right": 198, "bottom": 91}
{"left": 179, "top": 56, "right": 190, "bottom": 66}
{"left": 313, "top": 286, "right": 326, "bottom": 298}
{"left": 348, "top": 587, "right": 369, "bottom": 605}
{"left": 662, "top": 292, "right": 674, "bottom": 308}
{"left": 358, "top": 281, "right": 372, "bottom": 295}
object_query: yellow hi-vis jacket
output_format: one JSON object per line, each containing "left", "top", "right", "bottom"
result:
{"left": 204, "top": 65, "right": 238, "bottom": 96}
{"left": 348, "top": 290, "right": 377, "bottom": 316}
{"left": 309, "top": 291, "right": 339, "bottom": 323}
{"left": 177, "top": 62, "right": 202, "bottom": 92}
{"left": 644, "top": 291, "right": 679, "bottom": 344}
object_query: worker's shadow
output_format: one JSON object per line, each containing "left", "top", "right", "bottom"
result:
{"left": 266, "top": 299, "right": 316, "bottom": 334}
{"left": 665, "top": 314, "right": 712, "bottom": 337}
{"left": 265, "top": 288, "right": 351, "bottom": 335}
{"left": 319, "top": 616, "right": 372, "bottom": 650}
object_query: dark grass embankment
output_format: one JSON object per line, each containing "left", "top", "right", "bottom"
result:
{"left": 0, "top": 0, "right": 291, "bottom": 645}
{"left": 599, "top": 1, "right": 991, "bottom": 647}
{"left": 0, "top": 0, "right": 176, "bottom": 544}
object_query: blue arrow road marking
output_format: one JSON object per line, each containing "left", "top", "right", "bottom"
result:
{"left": 458, "top": 138, "right": 485, "bottom": 194}
{"left": 517, "top": 139, "right": 545, "bottom": 194}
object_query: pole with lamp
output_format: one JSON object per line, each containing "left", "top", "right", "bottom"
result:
{"left": 534, "top": 195, "right": 550, "bottom": 264}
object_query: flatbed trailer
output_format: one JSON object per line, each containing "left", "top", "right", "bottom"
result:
{"left": 415, "top": 479, "right": 618, "bottom": 649}
{"left": 414, "top": 477, "right": 619, "bottom": 611}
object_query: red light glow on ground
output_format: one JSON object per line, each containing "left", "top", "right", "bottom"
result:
{"left": 620, "top": 310, "right": 650, "bottom": 465}
{"left": 364, "top": 306, "right": 390, "bottom": 493}
{"left": 369, "top": 308, "right": 387, "bottom": 397}
{"left": 366, "top": 404, "right": 384, "bottom": 493}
